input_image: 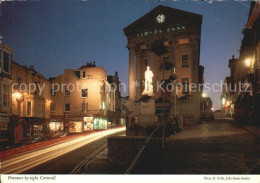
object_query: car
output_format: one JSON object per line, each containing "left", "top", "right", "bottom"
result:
{"left": 201, "top": 111, "right": 214, "bottom": 121}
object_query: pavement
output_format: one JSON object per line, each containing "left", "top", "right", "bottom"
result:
{"left": 133, "top": 119, "right": 260, "bottom": 174}
{"left": 0, "top": 126, "right": 124, "bottom": 160}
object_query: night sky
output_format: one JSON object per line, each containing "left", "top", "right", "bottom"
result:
{"left": 1, "top": 0, "right": 251, "bottom": 110}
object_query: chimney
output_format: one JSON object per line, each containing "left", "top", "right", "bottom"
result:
{"left": 29, "top": 65, "right": 35, "bottom": 70}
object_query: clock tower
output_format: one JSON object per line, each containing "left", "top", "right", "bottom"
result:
{"left": 124, "top": 5, "right": 204, "bottom": 130}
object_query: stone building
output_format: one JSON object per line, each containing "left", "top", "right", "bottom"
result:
{"left": 11, "top": 61, "right": 51, "bottom": 143}
{"left": 124, "top": 5, "right": 204, "bottom": 128}
{"left": 107, "top": 71, "right": 122, "bottom": 125}
{"left": 221, "top": 2, "right": 260, "bottom": 123}
{"left": 0, "top": 44, "right": 13, "bottom": 145}
{"left": 50, "top": 62, "right": 116, "bottom": 133}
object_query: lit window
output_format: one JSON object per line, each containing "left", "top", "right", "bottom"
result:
{"left": 50, "top": 88, "right": 56, "bottom": 96}
{"left": 81, "top": 89, "right": 88, "bottom": 98}
{"left": 64, "top": 103, "right": 70, "bottom": 112}
{"left": 27, "top": 126, "right": 31, "bottom": 136}
{"left": 182, "top": 54, "right": 189, "bottom": 68}
{"left": 182, "top": 78, "right": 189, "bottom": 94}
{"left": 82, "top": 103, "right": 88, "bottom": 112}
{"left": 27, "top": 101, "right": 32, "bottom": 116}
{"left": 34, "top": 125, "right": 43, "bottom": 135}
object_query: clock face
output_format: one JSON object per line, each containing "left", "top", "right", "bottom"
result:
{"left": 156, "top": 14, "right": 165, "bottom": 23}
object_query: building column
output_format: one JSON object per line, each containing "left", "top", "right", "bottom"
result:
{"left": 136, "top": 53, "right": 141, "bottom": 99}
{"left": 128, "top": 44, "right": 136, "bottom": 101}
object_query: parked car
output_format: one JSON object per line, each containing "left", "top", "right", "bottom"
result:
{"left": 201, "top": 111, "right": 214, "bottom": 121}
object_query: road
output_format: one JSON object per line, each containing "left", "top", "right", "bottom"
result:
{"left": 1, "top": 127, "right": 125, "bottom": 174}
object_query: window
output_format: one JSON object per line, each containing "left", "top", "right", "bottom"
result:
{"left": 182, "top": 54, "right": 189, "bottom": 68}
{"left": 17, "top": 101, "right": 21, "bottom": 114}
{"left": 81, "top": 89, "right": 88, "bottom": 98}
{"left": 27, "top": 102, "right": 32, "bottom": 116}
{"left": 51, "top": 103, "right": 55, "bottom": 112}
{"left": 64, "top": 89, "right": 70, "bottom": 96}
{"left": 34, "top": 82, "right": 39, "bottom": 96}
{"left": 64, "top": 103, "right": 70, "bottom": 112}
{"left": 83, "top": 71, "right": 86, "bottom": 79}
{"left": 27, "top": 126, "right": 32, "bottom": 136}
{"left": 17, "top": 77, "right": 22, "bottom": 85}
{"left": 74, "top": 71, "right": 80, "bottom": 79}
{"left": 3, "top": 84, "right": 9, "bottom": 106}
{"left": 34, "top": 125, "right": 43, "bottom": 135}
{"left": 82, "top": 103, "right": 88, "bottom": 112}
{"left": 182, "top": 78, "right": 189, "bottom": 94}
{"left": 3, "top": 51, "right": 10, "bottom": 73}
{"left": 50, "top": 88, "right": 56, "bottom": 96}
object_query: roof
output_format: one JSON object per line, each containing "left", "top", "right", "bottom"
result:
{"left": 124, "top": 5, "right": 202, "bottom": 36}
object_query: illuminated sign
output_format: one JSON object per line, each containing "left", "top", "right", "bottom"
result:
{"left": 137, "top": 25, "right": 187, "bottom": 37}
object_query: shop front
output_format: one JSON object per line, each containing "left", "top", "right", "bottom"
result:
{"left": 49, "top": 120, "right": 64, "bottom": 133}
{"left": 0, "top": 113, "right": 10, "bottom": 145}
{"left": 23, "top": 117, "right": 48, "bottom": 137}
{"left": 83, "top": 117, "right": 94, "bottom": 131}
{"left": 93, "top": 117, "right": 108, "bottom": 130}
{"left": 69, "top": 121, "right": 83, "bottom": 133}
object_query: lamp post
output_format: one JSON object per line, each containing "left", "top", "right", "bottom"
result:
{"left": 202, "top": 93, "right": 206, "bottom": 113}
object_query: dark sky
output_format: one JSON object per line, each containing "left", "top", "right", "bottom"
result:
{"left": 1, "top": 0, "right": 250, "bottom": 110}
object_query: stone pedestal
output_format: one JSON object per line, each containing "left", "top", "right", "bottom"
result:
{"left": 126, "top": 97, "right": 158, "bottom": 133}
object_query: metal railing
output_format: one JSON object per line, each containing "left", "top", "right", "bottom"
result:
{"left": 125, "top": 126, "right": 160, "bottom": 174}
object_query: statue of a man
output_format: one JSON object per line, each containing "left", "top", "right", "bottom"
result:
{"left": 142, "top": 66, "right": 154, "bottom": 96}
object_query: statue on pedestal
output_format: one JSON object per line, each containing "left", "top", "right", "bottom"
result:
{"left": 142, "top": 66, "right": 154, "bottom": 96}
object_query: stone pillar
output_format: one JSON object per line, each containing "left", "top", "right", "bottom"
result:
{"left": 136, "top": 53, "right": 141, "bottom": 99}
{"left": 128, "top": 44, "right": 136, "bottom": 101}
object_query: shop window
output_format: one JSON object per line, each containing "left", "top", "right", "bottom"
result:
{"left": 69, "top": 122, "right": 82, "bottom": 133}
{"left": 27, "top": 126, "right": 31, "bottom": 136}
{"left": 34, "top": 125, "right": 43, "bottom": 135}
{"left": 27, "top": 101, "right": 32, "bottom": 116}
{"left": 64, "top": 103, "right": 70, "bottom": 112}
{"left": 3, "top": 84, "right": 9, "bottom": 106}
{"left": 182, "top": 54, "right": 189, "bottom": 68}
{"left": 81, "top": 89, "right": 88, "bottom": 98}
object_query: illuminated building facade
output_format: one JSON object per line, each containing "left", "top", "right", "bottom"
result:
{"left": 11, "top": 61, "right": 51, "bottom": 143}
{"left": 124, "top": 5, "right": 204, "bottom": 127}
{"left": 221, "top": 2, "right": 260, "bottom": 123}
{"left": 50, "top": 62, "right": 116, "bottom": 133}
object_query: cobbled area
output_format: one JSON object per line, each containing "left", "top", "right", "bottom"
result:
{"left": 135, "top": 119, "right": 260, "bottom": 174}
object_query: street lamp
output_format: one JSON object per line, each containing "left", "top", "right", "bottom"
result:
{"left": 202, "top": 92, "right": 207, "bottom": 98}
{"left": 13, "top": 91, "right": 23, "bottom": 101}
{"left": 245, "top": 58, "right": 251, "bottom": 68}
{"left": 222, "top": 98, "right": 226, "bottom": 105}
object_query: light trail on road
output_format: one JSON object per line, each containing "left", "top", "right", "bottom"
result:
{"left": 1, "top": 127, "right": 125, "bottom": 174}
